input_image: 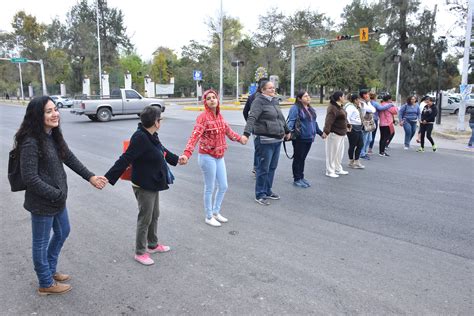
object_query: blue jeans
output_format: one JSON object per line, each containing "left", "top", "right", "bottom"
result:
{"left": 469, "top": 122, "right": 474, "bottom": 146}
{"left": 360, "top": 131, "right": 372, "bottom": 157}
{"left": 198, "top": 154, "right": 228, "bottom": 219}
{"left": 403, "top": 120, "right": 417, "bottom": 147}
{"left": 253, "top": 136, "right": 258, "bottom": 169}
{"left": 255, "top": 137, "right": 281, "bottom": 199}
{"left": 31, "top": 208, "right": 70, "bottom": 288}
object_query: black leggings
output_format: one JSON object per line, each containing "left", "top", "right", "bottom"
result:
{"left": 291, "top": 140, "right": 312, "bottom": 181}
{"left": 347, "top": 129, "right": 364, "bottom": 160}
{"left": 379, "top": 126, "right": 391, "bottom": 154}
{"left": 419, "top": 124, "right": 435, "bottom": 148}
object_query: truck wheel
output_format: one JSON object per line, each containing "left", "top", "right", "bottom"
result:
{"left": 97, "top": 108, "right": 112, "bottom": 122}
{"left": 87, "top": 115, "right": 98, "bottom": 121}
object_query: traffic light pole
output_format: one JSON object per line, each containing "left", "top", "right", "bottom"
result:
{"left": 290, "top": 30, "right": 378, "bottom": 99}
{"left": 0, "top": 57, "right": 47, "bottom": 97}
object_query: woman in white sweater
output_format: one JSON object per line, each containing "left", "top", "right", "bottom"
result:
{"left": 359, "top": 90, "right": 376, "bottom": 159}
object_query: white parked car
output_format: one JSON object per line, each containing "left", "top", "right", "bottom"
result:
{"left": 441, "top": 95, "right": 474, "bottom": 114}
{"left": 50, "top": 95, "right": 74, "bottom": 108}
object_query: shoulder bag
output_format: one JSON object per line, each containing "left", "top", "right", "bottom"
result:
{"left": 8, "top": 149, "right": 26, "bottom": 192}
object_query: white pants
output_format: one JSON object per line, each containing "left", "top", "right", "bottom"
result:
{"left": 325, "top": 132, "right": 345, "bottom": 174}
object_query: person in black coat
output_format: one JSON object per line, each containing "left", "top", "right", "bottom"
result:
{"left": 105, "top": 106, "right": 186, "bottom": 266}
{"left": 417, "top": 97, "right": 438, "bottom": 152}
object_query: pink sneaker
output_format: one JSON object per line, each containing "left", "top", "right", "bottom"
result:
{"left": 147, "top": 244, "right": 171, "bottom": 254}
{"left": 134, "top": 253, "right": 154, "bottom": 265}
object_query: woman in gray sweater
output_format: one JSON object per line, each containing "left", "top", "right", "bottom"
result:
{"left": 14, "top": 96, "right": 107, "bottom": 296}
{"left": 241, "top": 80, "right": 291, "bottom": 205}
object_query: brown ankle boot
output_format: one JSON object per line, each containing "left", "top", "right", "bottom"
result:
{"left": 53, "top": 272, "right": 71, "bottom": 282}
{"left": 38, "top": 281, "right": 72, "bottom": 296}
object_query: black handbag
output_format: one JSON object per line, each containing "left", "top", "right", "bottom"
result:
{"left": 8, "top": 149, "right": 26, "bottom": 192}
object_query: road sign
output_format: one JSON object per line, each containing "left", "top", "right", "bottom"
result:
{"left": 193, "top": 70, "right": 202, "bottom": 81}
{"left": 10, "top": 57, "right": 28, "bottom": 63}
{"left": 360, "top": 28, "right": 369, "bottom": 42}
{"left": 308, "top": 38, "right": 327, "bottom": 47}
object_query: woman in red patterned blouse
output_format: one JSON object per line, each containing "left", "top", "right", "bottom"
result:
{"left": 182, "top": 89, "right": 247, "bottom": 227}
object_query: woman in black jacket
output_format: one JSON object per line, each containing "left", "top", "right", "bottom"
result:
{"left": 105, "top": 106, "right": 185, "bottom": 266}
{"left": 15, "top": 96, "right": 107, "bottom": 296}
{"left": 417, "top": 97, "right": 438, "bottom": 152}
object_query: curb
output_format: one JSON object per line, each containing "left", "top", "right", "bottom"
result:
{"left": 432, "top": 130, "right": 471, "bottom": 140}
{"left": 183, "top": 105, "right": 243, "bottom": 111}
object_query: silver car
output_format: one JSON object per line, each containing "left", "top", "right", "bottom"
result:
{"left": 51, "top": 95, "right": 74, "bottom": 108}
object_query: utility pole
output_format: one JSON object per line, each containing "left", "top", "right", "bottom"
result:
{"left": 96, "top": 0, "right": 103, "bottom": 97}
{"left": 458, "top": 0, "right": 473, "bottom": 131}
{"left": 219, "top": 0, "right": 223, "bottom": 104}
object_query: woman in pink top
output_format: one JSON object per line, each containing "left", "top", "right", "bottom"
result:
{"left": 378, "top": 94, "right": 398, "bottom": 157}
{"left": 181, "top": 89, "right": 246, "bottom": 227}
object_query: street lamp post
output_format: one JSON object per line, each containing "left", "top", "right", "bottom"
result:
{"left": 96, "top": 0, "right": 103, "bottom": 97}
{"left": 393, "top": 49, "right": 401, "bottom": 106}
{"left": 435, "top": 37, "right": 446, "bottom": 125}
{"left": 231, "top": 60, "right": 244, "bottom": 101}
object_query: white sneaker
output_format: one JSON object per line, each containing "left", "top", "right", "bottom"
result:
{"left": 404, "top": 146, "right": 409, "bottom": 150}
{"left": 325, "top": 172, "right": 339, "bottom": 178}
{"left": 352, "top": 161, "right": 365, "bottom": 169}
{"left": 205, "top": 217, "right": 221, "bottom": 227}
{"left": 336, "top": 170, "right": 349, "bottom": 175}
{"left": 213, "top": 213, "right": 228, "bottom": 223}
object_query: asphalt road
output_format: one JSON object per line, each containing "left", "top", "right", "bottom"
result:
{"left": 1, "top": 103, "right": 473, "bottom": 315}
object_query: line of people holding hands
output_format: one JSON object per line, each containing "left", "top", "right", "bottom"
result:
{"left": 13, "top": 80, "right": 438, "bottom": 295}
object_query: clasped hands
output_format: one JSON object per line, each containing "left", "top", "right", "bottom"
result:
{"left": 89, "top": 175, "right": 108, "bottom": 190}
{"left": 178, "top": 155, "right": 188, "bottom": 165}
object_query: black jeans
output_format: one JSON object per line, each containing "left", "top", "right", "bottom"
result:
{"left": 291, "top": 140, "right": 312, "bottom": 181}
{"left": 347, "top": 129, "right": 364, "bottom": 160}
{"left": 419, "top": 124, "right": 434, "bottom": 148}
{"left": 379, "top": 126, "right": 391, "bottom": 154}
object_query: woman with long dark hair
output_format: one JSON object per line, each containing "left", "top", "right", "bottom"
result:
{"left": 417, "top": 97, "right": 438, "bottom": 152}
{"left": 322, "top": 91, "right": 350, "bottom": 178}
{"left": 287, "top": 90, "right": 323, "bottom": 187}
{"left": 15, "top": 96, "right": 107, "bottom": 295}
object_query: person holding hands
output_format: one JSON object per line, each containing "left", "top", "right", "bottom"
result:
{"left": 182, "top": 89, "right": 246, "bottom": 227}
{"left": 241, "top": 80, "right": 291, "bottom": 205}
{"left": 104, "top": 106, "right": 185, "bottom": 265}
{"left": 15, "top": 96, "right": 107, "bottom": 295}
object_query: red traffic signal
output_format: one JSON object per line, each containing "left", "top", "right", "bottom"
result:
{"left": 336, "top": 35, "right": 352, "bottom": 41}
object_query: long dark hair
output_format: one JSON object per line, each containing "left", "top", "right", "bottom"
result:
{"left": 330, "top": 91, "right": 344, "bottom": 106}
{"left": 295, "top": 90, "right": 316, "bottom": 118}
{"left": 13, "top": 96, "right": 68, "bottom": 160}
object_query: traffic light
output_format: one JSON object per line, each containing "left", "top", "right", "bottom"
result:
{"left": 336, "top": 35, "right": 352, "bottom": 41}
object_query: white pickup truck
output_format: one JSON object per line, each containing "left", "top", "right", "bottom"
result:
{"left": 71, "top": 89, "right": 165, "bottom": 122}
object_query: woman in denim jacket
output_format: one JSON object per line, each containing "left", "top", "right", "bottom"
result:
{"left": 287, "top": 90, "right": 323, "bottom": 188}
